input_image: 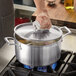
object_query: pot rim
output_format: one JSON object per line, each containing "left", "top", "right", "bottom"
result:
{"left": 14, "top": 34, "right": 62, "bottom": 46}
{"left": 14, "top": 22, "right": 63, "bottom": 42}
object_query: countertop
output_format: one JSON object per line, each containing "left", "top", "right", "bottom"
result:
{"left": 33, "top": 0, "right": 76, "bottom": 29}
{"left": 0, "top": 43, "right": 15, "bottom": 73}
{"left": 61, "top": 34, "right": 76, "bottom": 52}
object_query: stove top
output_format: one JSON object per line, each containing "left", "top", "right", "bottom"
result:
{"left": 1, "top": 50, "right": 76, "bottom": 76}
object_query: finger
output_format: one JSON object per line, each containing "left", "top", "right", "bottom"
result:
{"left": 47, "top": 22, "right": 52, "bottom": 29}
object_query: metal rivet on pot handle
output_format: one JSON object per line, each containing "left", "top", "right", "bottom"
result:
{"left": 4, "top": 37, "right": 15, "bottom": 45}
{"left": 60, "top": 26, "right": 71, "bottom": 38}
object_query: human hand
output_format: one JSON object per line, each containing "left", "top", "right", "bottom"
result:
{"left": 36, "top": 12, "right": 52, "bottom": 29}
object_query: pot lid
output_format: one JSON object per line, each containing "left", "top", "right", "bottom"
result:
{"left": 14, "top": 22, "right": 62, "bottom": 42}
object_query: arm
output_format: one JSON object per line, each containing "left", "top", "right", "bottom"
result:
{"left": 34, "top": 0, "right": 52, "bottom": 29}
{"left": 34, "top": 0, "right": 47, "bottom": 12}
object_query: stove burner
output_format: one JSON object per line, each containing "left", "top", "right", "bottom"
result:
{"left": 24, "top": 65, "right": 33, "bottom": 70}
{"left": 52, "top": 63, "right": 57, "bottom": 70}
{"left": 23, "top": 62, "right": 57, "bottom": 72}
{"left": 37, "top": 66, "right": 47, "bottom": 72}
{"left": 23, "top": 65, "right": 55, "bottom": 72}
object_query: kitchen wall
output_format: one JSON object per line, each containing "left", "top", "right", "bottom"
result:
{"left": 13, "top": 0, "right": 35, "bottom": 7}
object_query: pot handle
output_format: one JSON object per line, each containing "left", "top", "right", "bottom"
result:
{"left": 4, "top": 37, "right": 15, "bottom": 45}
{"left": 60, "top": 26, "right": 71, "bottom": 38}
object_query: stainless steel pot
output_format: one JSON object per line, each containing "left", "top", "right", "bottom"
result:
{"left": 4, "top": 21, "right": 71, "bottom": 66}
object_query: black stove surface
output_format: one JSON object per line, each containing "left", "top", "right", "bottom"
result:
{"left": 61, "top": 53, "right": 76, "bottom": 76}
{"left": 1, "top": 50, "right": 76, "bottom": 76}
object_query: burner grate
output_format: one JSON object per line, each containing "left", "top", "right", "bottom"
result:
{"left": 3, "top": 67, "right": 30, "bottom": 76}
{"left": 31, "top": 71, "right": 57, "bottom": 76}
{"left": 61, "top": 52, "right": 76, "bottom": 76}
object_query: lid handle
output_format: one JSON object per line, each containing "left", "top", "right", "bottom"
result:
{"left": 33, "top": 20, "right": 49, "bottom": 31}
{"left": 33, "top": 20, "right": 40, "bottom": 31}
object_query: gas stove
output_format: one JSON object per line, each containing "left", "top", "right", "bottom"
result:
{"left": 1, "top": 50, "right": 76, "bottom": 76}
{"left": 0, "top": 50, "right": 76, "bottom": 76}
